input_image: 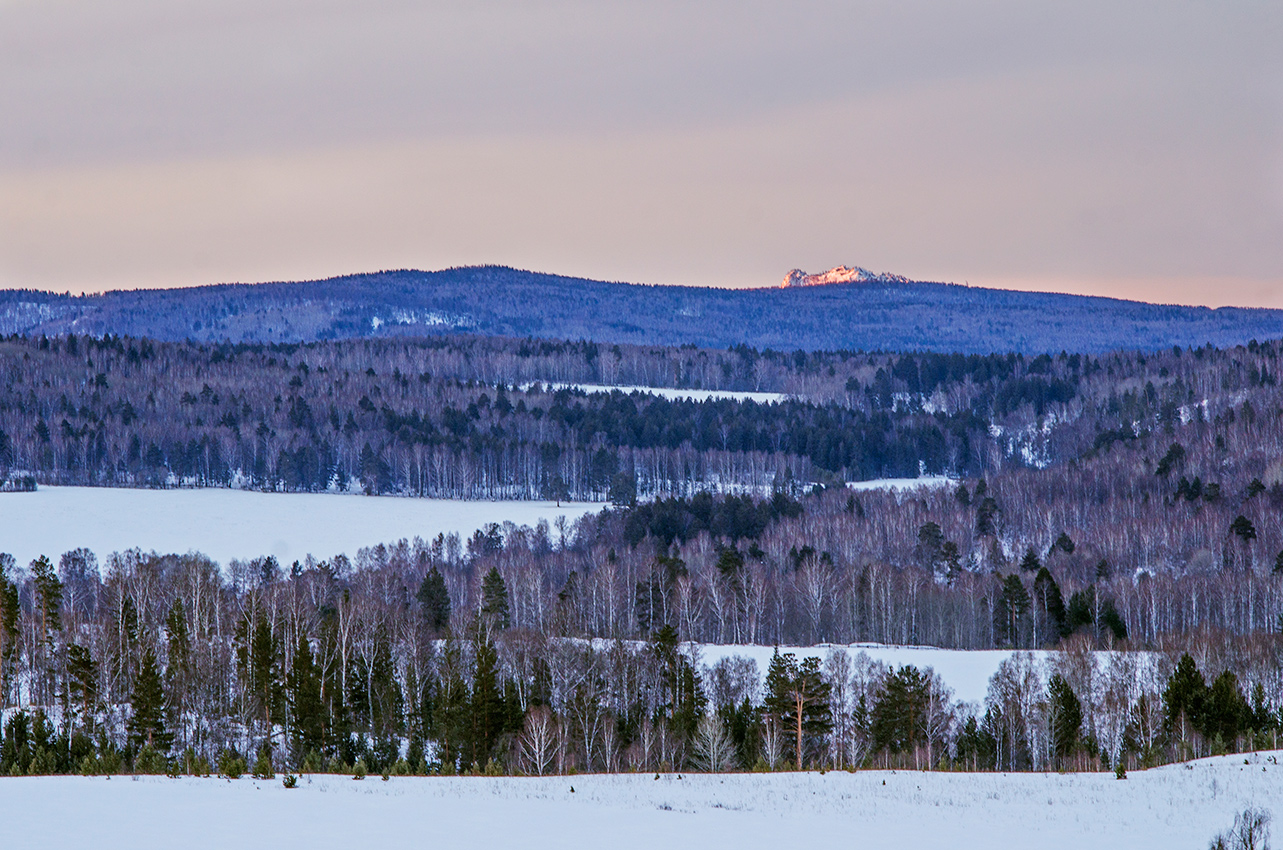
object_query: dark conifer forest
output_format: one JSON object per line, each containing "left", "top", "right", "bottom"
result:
{"left": 4, "top": 329, "right": 1283, "bottom": 778}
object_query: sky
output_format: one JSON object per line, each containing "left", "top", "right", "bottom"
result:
{"left": 1, "top": 0, "right": 1281, "bottom": 306}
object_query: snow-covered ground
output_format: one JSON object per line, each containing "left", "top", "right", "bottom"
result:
{"left": 532, "top": 382, "right": 788, "bottom": 404}
{"left": 0, "top": 486, "right": 601, "bottom": 568}
{"left": 3, "top": 753, "right": 1278, "bottom": 849}
{"left": 693, "top": 643, "right": 1061, "bottom": 705}
{"left": 845, "top": 475, "right": 955, "bottom": 493}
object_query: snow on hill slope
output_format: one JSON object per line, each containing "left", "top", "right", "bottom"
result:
{"left": 3, "top": 753, "right": 1279, "bottom": 850}
{"left": 780, "top": 265, "right": 912, "bottom": 287}
{"left": 0, "top": 486, "right": 601, "bottom": 568}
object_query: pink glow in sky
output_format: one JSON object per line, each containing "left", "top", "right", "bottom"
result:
{"left": 1, "top": 1, "right": 1281, "bottom": 306}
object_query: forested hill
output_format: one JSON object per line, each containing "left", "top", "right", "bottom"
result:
{"left": 3, "top": 266, "right": 1282, "bottom": 354}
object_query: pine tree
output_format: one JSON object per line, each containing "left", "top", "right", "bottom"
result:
{"left": 870, "top": 665, "right": 928, "bottom": 759}
{"left": 762, "top": 651, "right": 830, "bottom": 770}
{"left": 66, "top": 644, "right": 99, "bottom": 734}
{"left": 30, "top": 556, "right": 62, "bottom": 704}
{"left": 480, "top": 567, "right": 511, "bottom": 630}
{"left": 128, "top": 646, "right": 172, "bottom": 753}
{"left": 30, "top": 556, "right": 62, "bottom": 646}
{"left": 1019, "top": 548, "right": 1042, "bottom": 573}
{"left": 994, "top": 575, "right": 1031, "bottom": 647}
{"left": 417, "top": 567, "right": 452, "bottom": 633}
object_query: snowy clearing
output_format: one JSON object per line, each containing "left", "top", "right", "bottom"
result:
{"left": 0, "top": 486, "right": 601, "bottom": 568}
{"left": 845, "top": 475, "right": 955, "bottom": 492}
{"left": 3, "top": 753, "right": 1280, "bottom": 849}
{"left": 535, "top": 382, "right": 789, "bottom": 404}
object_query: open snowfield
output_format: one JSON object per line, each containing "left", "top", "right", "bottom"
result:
{"left": 845, "top": 475, "right": 955, "bottom": 493}
{"left": 3, "top": 753, "right": 1278, "bottom": 849}
{"left": 0, "top": 486, "right": 602, "bottom": 568}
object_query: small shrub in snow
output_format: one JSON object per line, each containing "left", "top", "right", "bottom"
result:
{"left": 253, "top": 747, "right": 275, "bottom": 780}
{"left": 1209, "top": 807, "right": 1271, "bottom": 850}
{"left": 218, "top": 749, "right": 246, "bottom": 779}
{"left": 182, "top": 747, "right": 211, "bottom": 776}
{"left": 282, "top": 774, "right": 298, "bottom": 789}
{"left": 353, "top": 759, "right": 368, "bottom": 780}
{"left": 134, "top": 746, "right": 168, "bottom": 775}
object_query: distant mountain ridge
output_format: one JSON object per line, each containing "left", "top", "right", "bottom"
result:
{"left": 1, "top": 265, "right": 1281, "bottom": 354}
{"left": 780, "top": 265, "right": 911, "bottom": 287}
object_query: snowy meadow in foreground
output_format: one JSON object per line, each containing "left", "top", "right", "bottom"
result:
{"left": 3, "top": 752, "right": 1278, "bottom": 850}
{"left": 0, "top": 486, "right": 601, "bottom": 567}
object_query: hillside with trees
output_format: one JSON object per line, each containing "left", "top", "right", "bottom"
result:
{"left": 4, "top": 330, "right": 1283, "bottom": 778}
{"left": 4, "top": 266, "right": 1283, "bottom": 353}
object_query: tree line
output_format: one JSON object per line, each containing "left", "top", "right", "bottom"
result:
{"left": 5, "top": 332, "right": 1283, "bottom": 501}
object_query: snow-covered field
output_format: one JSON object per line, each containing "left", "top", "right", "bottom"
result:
{"left": 845, "top": 475, "right": 955, "bottom": 493}
{"left": 0, "top": 486, "right": 601, "bottom": 568}
{"left": 536, "top": 382, "right": 788, "bottom": 404}
{"left": 3, "top": 753, "right": 1278, "bottom": 849}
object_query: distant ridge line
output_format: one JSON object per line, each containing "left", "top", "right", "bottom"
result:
{"left": 2, "top": 265, "right": 1280, "bottom": 355}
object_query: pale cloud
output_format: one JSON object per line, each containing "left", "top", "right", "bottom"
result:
{"left": 1, "top": 0, "right": 1280, "bottom": 303}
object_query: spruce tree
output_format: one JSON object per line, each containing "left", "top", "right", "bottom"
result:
{"left": 236, "top": 611, "right": 283, "bottom": 733}
{"left": 1203, "top": 670, "right": 1249, "bottom": 746}
{"left": 432, "top": 636, "right": 470, "bottom": 772}
{"left": 164, "top": 601, "right": 191, "bottom": 747}
{"left": 1162, "top": 653, "right": 1207, "bottom": 745}
{"left": 417, "top": 567, "right": 452, "bottom": 633}
{"left": 1048, "top": 674, "right": 1082, "bottom": 764}
{"left": 468, "top": 628, "right": 502, "bottom": 767}
{"left": 288, "top": 635, "right": 325, "bottom": 759}
{"left": 480, "top": 567, "right": 511, "bottom": 630}
{"left": 128, "top": 646, "right": 172, "bottom": 753}
{"left": 1033, "top": 567, "right": 1067, "bottom": 642}
{"left": 0, "top": 564, "right": 20, "bottom": 704}
{"left": 366, "top": 627, "right": 402, "bottom": 746}
{"left": 974, "top": 496, "right": 999, "bottom": 538}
